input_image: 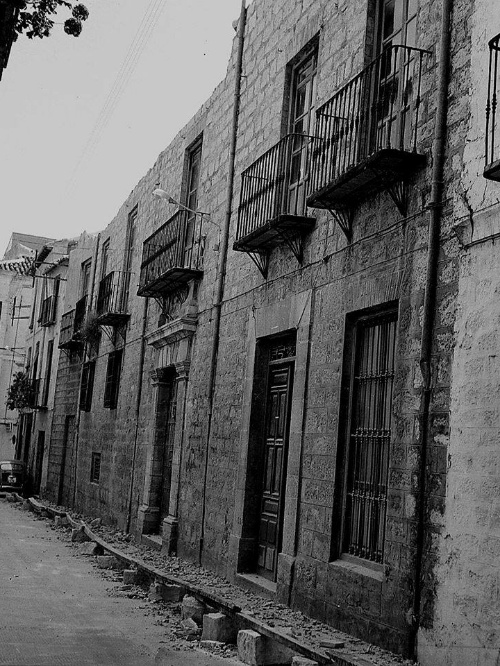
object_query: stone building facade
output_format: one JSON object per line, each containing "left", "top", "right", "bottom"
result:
{"left": 33, "top": 0, "right": 500, "bottom": 663}
{"left": 19, "top": 240, "right": 70, "bottom": 494}
{"left": 0, "top": 233, "right": 54, "bottom": 459}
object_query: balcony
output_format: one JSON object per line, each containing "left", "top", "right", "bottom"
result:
{"left": 485, "top": 33, "right": 500, "bottom": 180}
{"left": 39, "top": 295, "right": 56, "bottom": 327}
{"left": 96, "top": 271, "right": 130, "bottom": 326}
{"left": 74, "top": 294, "right": 87, "bottom": 333}
{"left": 59, "top": 310, "right": 79, "bottom": 350}
{"left": 308, "top": 45, "right": 429, "bottom": 234}
{"left": 138, "top": 209, "right": 204, "bottom": 298}
{"left": 59, "top": 295, "right": 89, "bottom": 350}
{"left": 234, "top": 133, "right": 317, "bottom": 277}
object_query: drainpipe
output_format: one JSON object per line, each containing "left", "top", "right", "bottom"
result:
{"left": 199, "top": 0, "right": 247, "bottom": 564}
{"left": 412, "top": 0, "right": 453, "bottom": 656}
{"left": 126, "top": 296, "right": 149, "bottom": 533}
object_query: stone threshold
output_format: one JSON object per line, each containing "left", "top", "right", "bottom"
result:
{"left": 141, "top": 533, "right": 163, "bottom": 551}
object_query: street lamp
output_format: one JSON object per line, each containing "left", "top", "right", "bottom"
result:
{"left": 0, "top": 347, "right": 26, "bottom": 356}
{"left": 152, "top": 188, "right": 211, "bottom": 218}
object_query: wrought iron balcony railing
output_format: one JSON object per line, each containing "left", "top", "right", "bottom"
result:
{"left": 138, "top": 209, "right": 204, "bottom": 298}
{"left": 39, "top": 295, "right": 56, "bottom": 327}
{"left": 235, "top": 133, "right": 318, "bottom": 257}
{"left": 308, "top": 45, "right": 429, "bottom": 213}
{"left": 96, "top": 271, "right": 130, "bottom": 326}
{"left": 59, "top": 309, "right": 78, "bottom": 350}
{"left": 485, "top": 33, "right": 500, "bottom": 180}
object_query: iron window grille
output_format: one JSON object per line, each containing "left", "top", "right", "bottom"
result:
{"left": 103, "top": 349, "right": 123, "bottom": 409}
{"left": 79, "top": 360, "right": 95, "bottom": 412}
{"left": 485, "top": 33, "right": 500, "bottom": 180}
{"left": 342, "top": 310, "right": 397, "bottom": 564}
{"left": 90, "top": 452, "right": 101, "bottom": 484}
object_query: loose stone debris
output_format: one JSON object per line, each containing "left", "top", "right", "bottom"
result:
{"left": 8, "top": 495, "right": 417, "bottom": 666}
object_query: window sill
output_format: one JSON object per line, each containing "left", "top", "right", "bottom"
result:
{"left": 328, "top": 554, "right": 384, "bottom": 583}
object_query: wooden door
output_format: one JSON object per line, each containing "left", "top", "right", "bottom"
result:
{"left": 257, "top": 362, "right": 294, "bottom": 580}
{"left": 158, "top": 379, "right": 177, "bottom": 524}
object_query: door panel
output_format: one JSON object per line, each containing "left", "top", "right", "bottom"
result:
{"left": 257, "top": 362, "right": 294, "bottom": 580}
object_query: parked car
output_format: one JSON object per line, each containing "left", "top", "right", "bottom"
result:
{"left": 0, "top": 460, "right": 26, "bottom": 494}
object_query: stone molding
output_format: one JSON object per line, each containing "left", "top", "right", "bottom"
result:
{"left": 145, "top": 314, "right": 198, "bottom": 349}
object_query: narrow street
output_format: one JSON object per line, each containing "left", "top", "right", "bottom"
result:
{"left": 0, "top": 500, "right": 239, "bottom": 666}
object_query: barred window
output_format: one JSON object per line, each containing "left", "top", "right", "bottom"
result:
{"left": 103, "top": 349, "right": 123, "bottom": 409}
{"left": 79, "top": 360, "right": 95, "bottom": 412}
{"left": 342, "top": 309, "right": 397, "bottom": 564}
{"left": 90, "top": 452, "right": 101, "bottom": 484}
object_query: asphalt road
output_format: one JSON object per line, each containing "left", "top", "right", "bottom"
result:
{"left": 0, "top": 500, "right": 240, "bottom": 666}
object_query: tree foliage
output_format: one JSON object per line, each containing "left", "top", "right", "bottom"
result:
{"left": 11, "top": 0, "right": 89, "bottom": 39}
{"left": 6, "top": 372, "right": 33, "bottom": 411}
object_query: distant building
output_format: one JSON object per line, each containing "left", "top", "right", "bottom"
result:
{"left": 0, "top": 233, "right": 54, "bottom": 459}
{"left": 17, "top": 240, "right": 70, "bottom": 494}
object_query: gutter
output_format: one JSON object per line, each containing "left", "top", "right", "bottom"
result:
{"left": 198, "top": 0, "right": 247, "bottom": 564}
{"left": 412, "top": 0, "right": 453, "bottom": 656}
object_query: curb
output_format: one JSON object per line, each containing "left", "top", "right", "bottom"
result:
{"left": 23, "top": 497, "right": 391, "bottom": 666}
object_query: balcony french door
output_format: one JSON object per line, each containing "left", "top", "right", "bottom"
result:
{"left": 373, "top": 0, "right": 418, "bottom": 151}
{"left": 184, "top": 141, "right": 202, "bottom": 268}
{"left": 287, "top": 48, "right": 317, "bottom": 215}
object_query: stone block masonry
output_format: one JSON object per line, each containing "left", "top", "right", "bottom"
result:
{"left": 201, "top": 613, "right": 236, "bottom": 644}
{"left": 37, "top": 0, "right": 495, "bottom": 663}
{"left": 237, "top": 629, "right": 297, "bottom": 666}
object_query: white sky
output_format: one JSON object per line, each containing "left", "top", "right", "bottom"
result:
{"left": 0, "top": 0, "right": 245, "bottom": 255}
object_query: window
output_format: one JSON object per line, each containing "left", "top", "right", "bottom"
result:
{"left": 288, "top": 46, "right": 317, "bottom": 136}
{"left": 41, "top": 339, "right": 54, "bottom": 407}
{"left": 39, "top": 275, "right": 60, "bottom": 326}
{"left": 376, "top": 0, "right": 417, "bottom": 53}
{"left": 79, "top": 360, "right": 95, "bottom": 412}
{"left": 372, "top": 0, "right": 419, "bottom": 155}
{"left": 90, "top": 452, "right": 101, "bottom": 484}
{"left": 81, "top": 259, "right": 92, "bottom": 297}
{"left": 100, "top": 239, "right": 110, "bottom": 279}
{"left": 341, "top": 309, "right": 397, "bottom": 564}
{"left": 485, "top": 33, "right": 500, "bottom": 179}
{"left": 120, "top": 207, "right": 137, "bottom": 311}
{"left": 287, "top": 43, "right": 317, "bottom": 215}
{"left": 103, "top": 349, "right": 123, "bottom": 409}
{"left": 183, "top": 140, "right": 203, "bottom": 268}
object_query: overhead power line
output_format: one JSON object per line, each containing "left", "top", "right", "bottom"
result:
{"left": 66, "top": 0, "right": 167, "bottom": 193}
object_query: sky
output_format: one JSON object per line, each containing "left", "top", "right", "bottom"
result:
{"left": 0, "top": 0, "right": 245, "bottom": 256}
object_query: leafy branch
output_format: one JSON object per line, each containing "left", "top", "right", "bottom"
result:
{"left": 11, "top": 0, "right": 89, "bottom": 39}
{"left": 6, "top": 372, "right": 33, "bottom": 411}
